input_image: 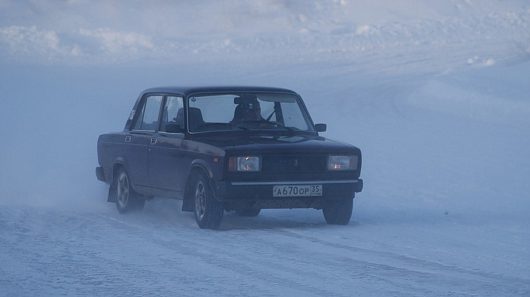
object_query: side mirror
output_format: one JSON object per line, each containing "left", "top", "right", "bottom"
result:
{"left": 314, "top": 123, "right": 327, "bottom": 132}
{"left": 165, "top": 123, "right": 185, "bottom": 133}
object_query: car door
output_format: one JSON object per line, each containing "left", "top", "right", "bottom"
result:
{"left": 148, "top": 95, "right": 187, "bottom": 194}
{"left": 126, "top": 94, "right": 163, "bottom": 188}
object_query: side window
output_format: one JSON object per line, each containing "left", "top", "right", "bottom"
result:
{"left": 160, "top": 96, "right": 184, "bottom": 133}
{"left": 132, "top": 95, "right": 163, "bottom": 131}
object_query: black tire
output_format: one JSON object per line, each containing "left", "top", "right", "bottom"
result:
{"left": 114, "top": 168, "right": 144, "bottom": 213}
{"left": 191, "top": 172, "right": 224, "bottom": 229}
{"left": 323, "top": 198, "right": 353, "bottom": 225}
{"left": 235, "top": 208, "right": 261, "bottom": 217}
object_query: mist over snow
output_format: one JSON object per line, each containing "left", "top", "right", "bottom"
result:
{"left": 1, "top": 0, "right": 529, "bottom": 67}
{"left": 1, "top": 1, "right": 530, "bottom": 296}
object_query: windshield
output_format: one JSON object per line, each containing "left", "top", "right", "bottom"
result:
{"left": 186, "top": 93, "right": 313, "bottom": 133}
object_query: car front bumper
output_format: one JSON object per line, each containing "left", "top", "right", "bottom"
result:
{"left": 214, "top": 179, "right": 363, "bottom": 209}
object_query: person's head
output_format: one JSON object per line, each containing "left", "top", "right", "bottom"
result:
{"left": 233, "top": 96, "right": 262, "bottom": 122}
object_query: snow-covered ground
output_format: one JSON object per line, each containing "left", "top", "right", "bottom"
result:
{"left": 1, "top": 1, "right": 530, "bottom": 296}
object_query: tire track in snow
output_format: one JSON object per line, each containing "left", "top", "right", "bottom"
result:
{"left": 102, "top": 212, "right": 352, "bottom": 297}
{"left": 2, "top": 205, "right": 529, "bottom": 297}
{"left": 265, "top": 228, "right": 530, "bottom": 296}
{"left": 98, "top": 210, "right": 530, "bottom": 296}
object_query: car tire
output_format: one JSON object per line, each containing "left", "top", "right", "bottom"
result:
{"left": 114, "top": 168, "right": 144, "bottom": 213}
{"left": 192, "top": 172, "right": 224, "bottom": 229}
{"left": 323, "top": 198, "right": 353, "bottom": 225}
{"left": 235, "top": 208, "right": 261, "bottom": 217}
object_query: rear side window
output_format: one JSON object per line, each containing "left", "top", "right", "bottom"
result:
{"left": 133, "top": 95, "right": 163, "bottom": 131}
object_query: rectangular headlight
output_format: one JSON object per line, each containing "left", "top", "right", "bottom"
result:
{"left": 328, "top": 155, "right": 357, "bottom": 171}
{"left": 228, "top": 156, "right": 261, "bottom": 172}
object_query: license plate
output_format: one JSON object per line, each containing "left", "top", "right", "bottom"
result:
{"left": 273, "top": 185, "right": 322, "bottom": 197}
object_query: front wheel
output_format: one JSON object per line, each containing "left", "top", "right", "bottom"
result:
{"left": 114, "top": 168, "right": 145, "bottom": 213}
{"left": 323, "top": 198, "right": 353, "bottom": 225}
{"left": 192, "top": 172, "right": 224, "bottom": 229}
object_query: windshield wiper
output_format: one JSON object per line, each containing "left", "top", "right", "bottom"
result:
{"left": 233, "top": 121, "right": 297, "bottom": 132}
{"left": 234, "top": 125, "right": 250, "bottom": 131}
{"left": 268, "top": 121, "right": 297, "bottom": 132}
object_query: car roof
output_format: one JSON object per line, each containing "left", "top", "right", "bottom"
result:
{"left": 140, "top": 86, "right": 299, "bottom": 97}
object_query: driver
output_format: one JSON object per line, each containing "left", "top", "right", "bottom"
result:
{"left": 231, "top": 96, "right": 264, "bottom": 124}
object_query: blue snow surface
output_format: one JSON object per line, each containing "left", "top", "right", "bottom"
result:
{"left": 0, "top": 1, "right": 529, "bottom": 296}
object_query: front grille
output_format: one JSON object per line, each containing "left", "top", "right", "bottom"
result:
{"left": 261, "top": 154, "right": 327, "bottom": 173}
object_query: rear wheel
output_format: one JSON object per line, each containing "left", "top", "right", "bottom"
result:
{"left": 114, "top": 168, "right": 144, "bottom": 213}
{"left": 235, "top": 208, "right": 261, "bottom": 217}
{"left": 192, "top": 172, "right": 224, "bottom": 229}
{"left": 323, "top": 198, "right": 353, "bottom": 225}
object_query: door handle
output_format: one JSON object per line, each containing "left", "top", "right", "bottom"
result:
{"left": 150, "top": 137, "right": 157, "bottom": 145}
{"left": 125, "top": 135, "right": 132, "bottom": 143}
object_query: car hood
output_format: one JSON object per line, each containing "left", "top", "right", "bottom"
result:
{"left": 190, "top": 133, "right": 359, "bottom": 154}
